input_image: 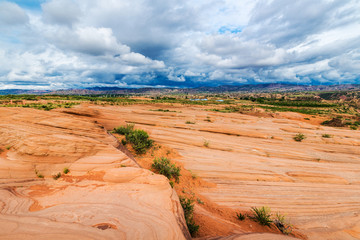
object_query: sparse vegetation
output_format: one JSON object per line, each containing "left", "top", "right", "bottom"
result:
{"left": 180, "top": 196, "right": 199, "bottom": 237}
{"left": 114, "top": 124, "right": 153, "bottom": 154}
{"left": 152, "top": 157, "right": 181, "bottom": 183}
{"left": 34, "top": 169, "right": 44, "bottom": 178}
{"left": 52, "top": 172, "right": 61, "bottom": 180}
{"left": 350, "top": 125, "right": 358, "bottom": 130}
{"left": 63, "top": 167, "right": 70, "bottom": 174}
{"left": 5, "top": 145, "right": 11, "bottom": 150}
{"left": 113, "top": 123, "right": 135, "bottom": 135}
{"left": 236, "top": 212, "right": 246, "bottom": 221}
{"left": 293, "top": 133, "right": 306, "bottom": 142}
{"left": 150, "top": 109, "right": 177, "bottom": 112}
{"left": 37, "top": 174, "right": 44, "bottom": 178}
{"left": 249, "top": 206, "right": 273, "bottom": 226}
{"left": 322, "top": 134, "right": 332, "bottom": 138}
{"left": 274, "top": 212, "right": 292, "bottom": 235}
{"left": 185, "top": 121, "right": 195, "bottom": 124}
{"left": 126, "top": 129, "right": 153, "bottom": 154}
{"left": 203, "top": 139, "right": 210, "bottom": 147}
{"left": 196, "top": 198, "right": 204, "bottom": 204}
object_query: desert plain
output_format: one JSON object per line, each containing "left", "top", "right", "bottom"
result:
{"left": 0, "top": 100, "right": 359, "bottom": 240}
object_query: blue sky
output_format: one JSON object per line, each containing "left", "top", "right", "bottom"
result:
{"left": 0, "top": 0, "right": 359, "bottom": 89}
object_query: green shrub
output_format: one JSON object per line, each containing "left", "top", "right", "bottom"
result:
{"left": 250, "top": 206, "right": 272, "bottom": 226}
{"left": 37, "top": 174, "right": 44, "bottom": 178}
{"left": 63, "top": 167, "right": 70, "bottom": 174}
{"left": 322, "top": 134, "right": 332, "bottom": 138}
{"left": 236, "top": 212, "right": 246, "bottom": 221}
{"left": 203, "top": 139, "right": 209, "bottom": 147}
{"left": 35, "top": 169, "right": 44, "bottom": 178}
{"left": 293, "top": 133, "right": 306, "bottom": 142}
{"left": 52, "top": 172, "right": 61, "bottom": 180}
{"left": 185, "top": 121, "right": 195, "bottom": 124}
{"left": 180, "top": 197, "right": 199, "bottom": 237}
{"left": 152, "top": 157, "right": 181, "bottom": 183}
{"left": 113, "top": 124, "right": 153, "bottom": 154}
{"left": 113, "top": 123, "right": 134, "bottom": 135}
{"left": 126, "top": 129, "right": 153, "bottom": 154}
{"left": 350, "top": 125, "right": 358, "bottom": 130}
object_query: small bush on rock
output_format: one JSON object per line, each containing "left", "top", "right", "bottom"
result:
{"left": 152, "top": 157, "right": 181, "bottom": 183}
{"left": 180, "top": 197, "right": 199, "bottom": 237}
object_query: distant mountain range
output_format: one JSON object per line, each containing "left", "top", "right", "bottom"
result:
{"left": 1, "top": 83, "right": 359, "bottom": 95}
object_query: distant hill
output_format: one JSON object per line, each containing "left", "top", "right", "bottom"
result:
{"left": 1, "top": 83, "right": 359, "bottom": 95}
{"left": 0, "top": 89, "right": 50, "bottom": 95}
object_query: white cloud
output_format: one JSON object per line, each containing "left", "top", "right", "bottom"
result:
{"left": 42, "top": 0, "right": 81, "bottom": 26}
{"left": 0, "top": 1, "right": 29, "bottom": 25}
{"left": 0, "top": 0, "right": 360, "bottom": 89}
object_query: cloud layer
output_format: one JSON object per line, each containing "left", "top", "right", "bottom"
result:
{"left": 0, "top": 0, "right": 359, "bottom": 89}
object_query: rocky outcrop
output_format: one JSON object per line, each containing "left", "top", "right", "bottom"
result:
{"left": 86, "top": 104, "right": 360, "bottom": 240}
{"left": 0, "top": 108, "right": 189, "bottom": 240}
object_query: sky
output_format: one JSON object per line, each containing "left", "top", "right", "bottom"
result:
{"left": 0, "top": 0, "right": 359, "bottom": 90}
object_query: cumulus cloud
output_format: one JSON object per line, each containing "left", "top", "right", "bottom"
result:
{"left": 42, "top": 0, "right": 81, "bottom": 26}
{"left": 0, "top": 0, "right": 359, "bottom": 89}
{"left": 45, "top": 26, "right": 131, "bottom": 55}
{"left": 0, "top": 1, "right": 29, "bottom": 25}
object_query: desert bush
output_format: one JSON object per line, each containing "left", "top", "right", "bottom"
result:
{"left": 152, "top": 157, "right": 181, "bottom": 183}
{"left": 250, "top": 206, "right": 272, "bottom": 226}
{"left": 113, "top": 123, "right": 134, "bottom": 135}
{"left": 274, "top": 212, "right": 292, "bottom": 235}
{"left": 322, "top": 134, "right": 332, "bottom": 138}
{"left": 52, "top": 172, "right": 61, "bottom": 180}
{"left": 126, "top": 129, "right": 153, "bottom": 154}
{"left": 293, "top": 133, "right": 306, "bottom": 142}
{"left": 321, "top": 118, "right": 345, "bottom": 127}
{"left": 121, "top": 139, "right": 127, "bottom": 145}
{"left": 180, "top": 197, "right": 199, "bottom": 237}
{"left": 34, "top": 169, "right": 44, "bottom": 178}
{"left": 203, "top": 139, "right": 209, "bottom": 147}
{"left": 63, "top": 167, "right": 70, "bottom": 174}
{"left": 185, "top": 121, "right": 195, "bottom": 124}
{"left": 350, "top": 125, "right": 358, "bottom": 130}
{"left": 236, "top": 212, "right": 246, "bottom": 221}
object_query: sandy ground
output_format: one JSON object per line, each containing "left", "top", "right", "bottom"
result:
{"left": 78, "top": 103, "right": 360, "bottom": 240}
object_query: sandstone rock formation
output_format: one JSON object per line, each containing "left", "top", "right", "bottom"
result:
{"left": 85, "top": 104, "right": 360, "bottom": 240}
{"left": 0, "top": 108, "right": 190, "bottom": 240}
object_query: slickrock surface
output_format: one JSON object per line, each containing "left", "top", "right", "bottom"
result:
{"left": 0, "top": 108, "right": 189, "bottom": 240}
{"left": 86, "top": 104, "right": 360, "bottom": 240}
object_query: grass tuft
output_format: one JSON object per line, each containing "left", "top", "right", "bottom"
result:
{"left": 249, "top": 206, "right": 273, "bottom": 226}
{"left": 236, "top": 212, "right": 246, "bottom": 221}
